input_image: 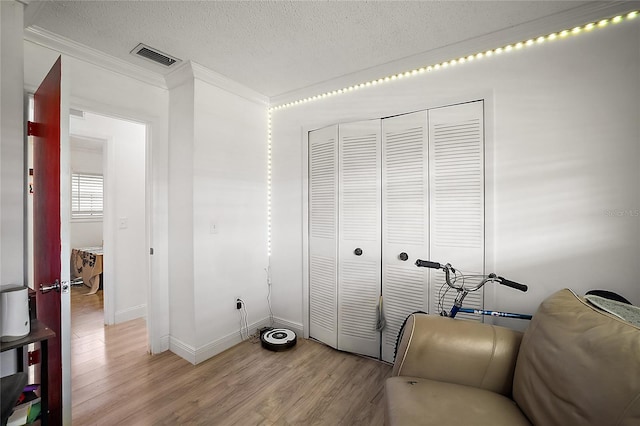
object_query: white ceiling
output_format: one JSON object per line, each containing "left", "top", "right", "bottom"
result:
{"left": 24, "top": 1, "right": 607, "bottom": 98}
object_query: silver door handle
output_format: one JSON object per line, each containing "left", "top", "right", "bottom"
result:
{"left": 40, "top": 279, "right": 60, "bottom": 293}
{"left": 40, "top": 279, "right": 70, "bottom": 294}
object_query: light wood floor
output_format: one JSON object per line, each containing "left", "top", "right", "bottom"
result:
{"left": 71, "top": 286, "right": 392, "bottom": 425}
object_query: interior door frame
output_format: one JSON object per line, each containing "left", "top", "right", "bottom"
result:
{"left": 65, "top": 98, "right": 170, "bottom": 355}
{"left": 64, "top": 100, "right": 155, "bottom": 341}
{"left": 24, "top": 90, "right": 161, "bottom": 353}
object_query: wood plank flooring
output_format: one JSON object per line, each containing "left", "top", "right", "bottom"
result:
{"left": 71, "top": 286, "right": 392, "bottom": 425}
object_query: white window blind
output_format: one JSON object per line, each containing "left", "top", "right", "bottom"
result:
{"left": 71, "top": 173, "right": 103, "bottom": 219}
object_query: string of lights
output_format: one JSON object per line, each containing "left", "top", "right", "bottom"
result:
{"left": 265, "top": 9, "right": 638, "bottom": 257}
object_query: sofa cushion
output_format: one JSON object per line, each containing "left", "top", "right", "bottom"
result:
{"left": 393, "top": 314, "right": 523, "bottom": 396}
{"left": 385, "top": 376, "right": 531, "bottom": 425}
{"left": 513, "top": 289, "right": 640, "bottom": 426}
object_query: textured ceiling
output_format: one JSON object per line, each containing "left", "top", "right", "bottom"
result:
{"left": 24, "top": 1, "right": 596, "bottom": 98}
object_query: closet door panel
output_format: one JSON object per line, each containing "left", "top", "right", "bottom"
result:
{"left": 381, "top": 111, "right": 430, "bottom": 363}
{"left": 429, "top": 101, "right": 485, "bottom": 320}
{"left": 308, "top": 125, "right": 339, "bottom": 347}
{"left": 337, "top": 120, "right": 381, "bottom": 358}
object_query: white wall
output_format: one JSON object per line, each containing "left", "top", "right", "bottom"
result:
{"left": 270, "top": 18, "right": 640, "bottom": 331}
{"left": 168, "top": 76, "right": 196, "bottom": 349}
{"left": 70, "top": 139, "right": 104, "bottom": 249}
{"left": 23, "top": 40, "right": 170, "bottom": 353}
{"left": 192, "top": 78, "right": 268, "bottom": 352}
{"left": 167, "top": 64, "right": 269, "bottom": 363}
{"left": 0, "top": 0, "right": 24, "bottom": 377}
{"left": 1, "top": 0, "right": 25, "bottom": 287}
{"left": 70, "top": 220, "right": 102, "bottom": 251}
{"left": 69, "top": 112, "right": 147, "bottom": 323}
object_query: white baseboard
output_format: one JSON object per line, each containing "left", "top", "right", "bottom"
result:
{"left": 114, "top": 304, "right": 147, "bottom": 324}
{"left": 169, "top": 336, "right": 197, "bottom": 364}
{"left": 159, "top": 335, "right": 170, "bottom": 352}
{"left": 151, "top": 335, "right": 170, "bottom": 355}
{"left": 272, "top": 317, "right": 304, "bottom": 337}
{"left": 169, "top": 316, "right": 273, "bottom": 365}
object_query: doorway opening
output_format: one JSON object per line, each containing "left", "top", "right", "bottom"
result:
{"left": 67, "top": 110, "right": 148, "bottom": 326}
{"left": 28, "top": 106, "right": 148, "bottom": 325}
{"left": 26, "top": 102, "right": 150, "bottom": 416}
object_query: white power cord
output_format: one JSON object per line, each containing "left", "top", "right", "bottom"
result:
{"left": 265, "top": 265, "right": 274, "bottom": 326}
{"left": 237, "top": 298, "right": 250, "bottom": 340}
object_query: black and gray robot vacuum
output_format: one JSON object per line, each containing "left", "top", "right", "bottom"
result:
{"left": 260, "top": 328, "right": 297, "bottom": 351}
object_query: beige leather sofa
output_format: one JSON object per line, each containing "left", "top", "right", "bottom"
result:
{"left": 385, "top": 289, "right": 640, "bottom": 425}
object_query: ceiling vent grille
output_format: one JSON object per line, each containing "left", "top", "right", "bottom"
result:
{"left": 70, "top": 108, "right": 85, "bottom": 119}
{"left": 130, "top": 43, "right": 180, "bottom": 67}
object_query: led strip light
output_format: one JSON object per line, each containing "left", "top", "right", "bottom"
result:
{"left": 267, "top": 110, "right": 272, "bottom": 256}
{"left": 266, "top": 10, "right": 638, "bottom": 256}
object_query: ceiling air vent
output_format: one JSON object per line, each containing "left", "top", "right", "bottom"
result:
{"left": 70, "top": 108, "right": 85, "bottom": 119}
{"left": 130, "top": 43, "right": 180, "bottom": 67}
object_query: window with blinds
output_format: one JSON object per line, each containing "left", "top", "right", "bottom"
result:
{"left": 71, "top": 173, "right": 104, "bottom": 219}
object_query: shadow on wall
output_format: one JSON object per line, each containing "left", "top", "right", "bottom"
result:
{"left": 494, "top": 129, "right": 639, "bottom": 313}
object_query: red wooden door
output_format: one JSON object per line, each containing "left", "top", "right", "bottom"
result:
{"left": 33, "top": 56, "right": 70, "bottom": 426}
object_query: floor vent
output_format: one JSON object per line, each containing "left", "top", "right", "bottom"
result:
{"left": 130, "top": 43, "right": 180, "bottom": 67}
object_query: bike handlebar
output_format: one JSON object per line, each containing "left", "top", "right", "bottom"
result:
{"left": 415, "top": 259, "right": 441, "bottom": 269}
{"left": 415, "top": 259, "right": 528, "bottom": 292}
{"left": 498, "top": 277, "right": 528, "bottom": 292}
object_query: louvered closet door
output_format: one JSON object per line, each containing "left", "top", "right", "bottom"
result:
{"left": 381, "top": 111, "right": 430, "bottom": 363}
{"left": 337, "top": 120, "right": 381, "bottom": 358}
{"left": 308, "top": 125, "right": 339, "bottom": 348}
{"left": 429, "top": 101, "right": 485, "bottom": 320}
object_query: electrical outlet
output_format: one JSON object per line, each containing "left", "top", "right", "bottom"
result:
{"left": 210, "top": 221, "right": 219, "bottom": 234}
{"left": 119, "top": 217, "right": 128, "bottom": 229}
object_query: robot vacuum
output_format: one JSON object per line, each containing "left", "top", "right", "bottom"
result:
{"left": 260, "top": 328, "right": 297, "bottom": 351}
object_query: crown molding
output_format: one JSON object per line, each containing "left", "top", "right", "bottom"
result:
{"left": 165, "top": 61, "right": 269, "bottom": 106}
{"left": 191, "top": 61, "right": 269, "bottom": 105}
{"left": 270, "top": 1, "right": 639, "bottom": 106}
{"left": 24, "top": 25, "right": 270, "bottom": 105}
{"left": 24, "top": 25, "right": 168, "bottom": 89}
{"left": 163, "top": 61, "right": 195, "bottom": 90}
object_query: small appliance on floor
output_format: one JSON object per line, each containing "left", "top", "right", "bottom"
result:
{"left": 260, "top": 328, "right": 297, "bottom": 351}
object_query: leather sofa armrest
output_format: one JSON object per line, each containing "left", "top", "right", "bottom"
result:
{"left": 393, "top": 313, "right": 523, "bottom": 396}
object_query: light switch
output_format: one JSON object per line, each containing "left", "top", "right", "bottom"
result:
{"left": 119, "top": 217, "right": 128, "bottom": 229}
